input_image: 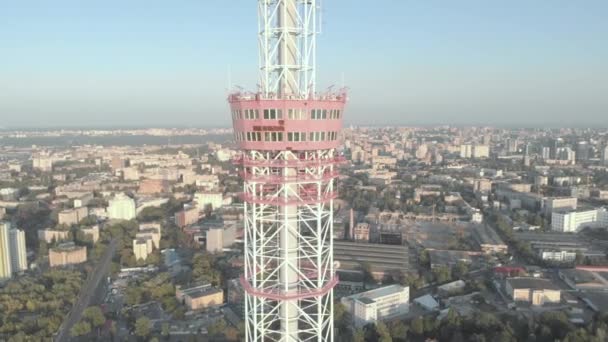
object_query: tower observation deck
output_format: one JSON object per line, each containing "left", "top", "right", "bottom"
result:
{"left": 229, "top": 1, "right": 346, "bottom": 341}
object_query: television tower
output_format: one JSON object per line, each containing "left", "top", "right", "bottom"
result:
{"left": 229, "top": 1, "right": 346, "bottom": 341}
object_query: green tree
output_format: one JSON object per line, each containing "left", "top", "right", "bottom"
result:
{"left": 70, "top": 321, "right": 92, "bottom": 337}
{"left": 161, "top": 322, "right": 170, "bottom": 338}
{"left": 83, "top": 306, "right": 106, "bottom": 328}
{"left": 411, "top": 317, "right": 424, "bottom": 335}
{"left": 134, "top": 317, "right": 151, "bottom": 339}
{"left": 388, "top": 320, "right": 408, "bottom": 341}
{"left": 353, "top": 328, "right": 365, "bottom": 342}
{"left": 433, "top": 265, "right": 451, "bottom": 284}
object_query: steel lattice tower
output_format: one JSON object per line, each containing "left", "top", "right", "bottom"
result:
{"left": 229, "top": 1, "right": 346, "bottom": 341}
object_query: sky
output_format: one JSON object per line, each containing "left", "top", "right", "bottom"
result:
{"left": 1, "top": 0, "right": 607, "bottom": 128}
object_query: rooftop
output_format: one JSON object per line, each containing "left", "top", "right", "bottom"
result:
{"left": 334, "top": 241, "right": 408, "bottom": 272}
{"left": 506, "top": 277, "right": 561, "bottom": 291}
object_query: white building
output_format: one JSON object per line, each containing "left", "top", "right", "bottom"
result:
{"left": 460, "top": 144, "right": 472, "bottom": 159}
{"left": 0, "top": 223, "right": 12, "bottom": 280}
{"left": 133, "top": 238, "right": 152, "bottom": 261}
{"left": 341, "top": 285, "right": 409, "bottom": 327}
{"left": 33, "top": 153, "right": 53, "bottom": 172}
{"left": 195, "top": 192, "right": 223, "bottom": 211}
{"left": 540, "top": 250, "right": 576, "bottom": 262}
{"left": 472, "top": 145, "right": 490, "bottom": 159}
{"left": 107, "top": 193, "right": 136, "bottom": 220}
{"left": 551, "top": 208, "right": 608, "bottom": 232}
{"left": 602, "top": 146, "right": 608, "bottom": 166}
{"left": 9, "top": 228, "right": 27, "bottom": 273}
{"left": 556, "top": 147, "right": 576, "bottom": 164}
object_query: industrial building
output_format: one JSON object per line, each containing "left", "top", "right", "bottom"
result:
{"left": 341, "top": 285, "right": 409, "bottom": 327}
{"left": 559, "top": 267, "right": 608, "bottom": 291}
{"left": 472, "top": 224, "right": 508, "bottom": 254}
{"left": 514, "top": 231, "right": 603, "bottom": 262}
{"left": 334, "top": 241, "right": 408, "bottom": 280}
{"left": 505, "top": 277, "right": 561, "bottom": 306}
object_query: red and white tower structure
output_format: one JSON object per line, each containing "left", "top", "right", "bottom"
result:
{"left": 229, "top": 1, "right": 346, "bottom": 341}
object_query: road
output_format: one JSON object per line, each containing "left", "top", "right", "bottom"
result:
{"left": 55, "top": 238, "right": 118, "bottom": 342}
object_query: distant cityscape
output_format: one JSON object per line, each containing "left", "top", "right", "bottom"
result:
{"left": 1, "top": 126, "right": 608, "bottom": 340}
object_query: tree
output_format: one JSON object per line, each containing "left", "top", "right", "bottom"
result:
{"left": 376, "top": 322, "right": 392, "bottom": 342}
{"left": 433, "top": 265, "right": 451, "bottom": 284}
{"left": 334, "top": 302, "right": 349, "bottom": 331}
{"left": 83, "top": 306, "right": 106, "bottom": 328}
{"left": 452, "top": 261, "right": 469, "bottom": 279}
{"left": 411, "top": 317, "right": 424, "bottom": 335}
{"left": 353, "top": 328, "right": 365, "bottom": 342}
{"left": 70, "top": 321, "right": 92, "bottom": 337}
{"left": 389, "top": 321, "right": 408, "bottom": 341}
{"left": 134, "top": 317, "right": 151, "bottom": 339}
{"left": 161, "top": 322, "right": 170, "bottom": 339}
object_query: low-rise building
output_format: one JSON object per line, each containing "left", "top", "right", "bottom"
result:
{"left": 540, "top": 250, "right": 576, "bottom": 262}
{"left": 195, "top": 192, "right": 223, "bottom": 211}
{"left": 472, "top": 224, "right": 508, "bottom": 254}
{"left": 334, "top": 241, "right": 409, "bottom": 280}
{"left": 49, "top": 242, "right": 87, "bottom": 267}
{"left": 341, "top": 285, "right": 409, "bottom": 327}
{"left": 559, "top": 267, "right": 608, "bottom": 291}
{"left": 38, "top": 229, "right": 70, "bottom": 243}
{"left": 505, "top": 277, "right": 561, "bottom": 306}
{"left": 176, "top": 283, "right": 224, "bottom": 311}
{"left": 80, "top": 225, "right": 100, "bottom": 243}
{"left": 58, "top": 206, "right": 89, "bottom": 226}
{"left": 138, "top": 179, "right": 171, "bottom": 194}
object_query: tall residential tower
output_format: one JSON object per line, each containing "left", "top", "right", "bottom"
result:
{"left": 229, "top": 1, "right": 346, "bottom": 341}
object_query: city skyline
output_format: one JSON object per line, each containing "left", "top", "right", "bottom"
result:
{"left": 2, "top": 0, "right": 607, "bottom": 128}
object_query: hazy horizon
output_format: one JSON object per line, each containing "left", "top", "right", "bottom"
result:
{"left": 1, "top": 0, "right": 607, "bottom": 128}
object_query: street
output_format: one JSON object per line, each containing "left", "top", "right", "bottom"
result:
{"left": 55, "top": 238, "right": 118, "bottom": 342}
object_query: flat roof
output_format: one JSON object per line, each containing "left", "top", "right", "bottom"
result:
{"left": 346, "top": 284, "right": 407, "bottom": 302}
{"left": 334, "top": 241, "right": 408, "bottom": 271}
{"left": 357, "top": 297, "right": 375, "bottom": 305}
{"left": 507, "top": 277, "right": 560, "bottom": 291}
{"left": 181, "top": 284, "right": 222, "bottom": 299}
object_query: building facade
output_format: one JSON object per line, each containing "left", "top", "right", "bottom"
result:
{"left": 49, "top": 243, "right": 87, "bottom": 267}
{"left": 9, "top": 228, "right": 27, "bottom": 273}
{"left": 107, "top": 193, "right": 136, "bottom": 220}
{"left": 551, "top": 208, "right": 608, "bottom": 232}
{"left": 0, "top": 223, "right": 12, "bottom": 280}
{"left": 506, "top": 277, "right": 561, "bottom": 306}
{"left": 341, "top": 285, "right": 410, "bottom": 327}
